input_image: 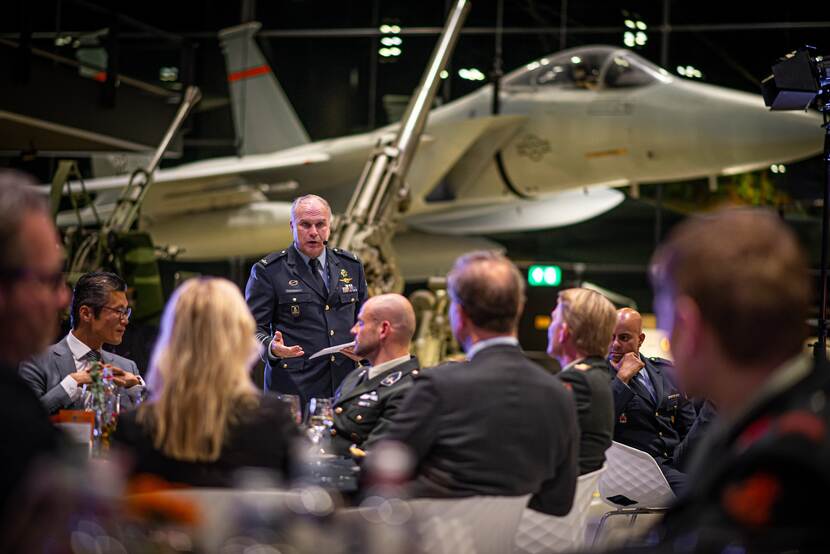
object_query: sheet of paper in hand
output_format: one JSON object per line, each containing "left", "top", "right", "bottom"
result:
{"left": 309, "top": 341, "right": 357, "bottom": 360}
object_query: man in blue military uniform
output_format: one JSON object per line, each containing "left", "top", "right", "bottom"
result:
{"left": 608, "top": 307, "right": 696, "bottom": 493}
{"left": 245, "top": 194, "right": 368, "bottom": 403}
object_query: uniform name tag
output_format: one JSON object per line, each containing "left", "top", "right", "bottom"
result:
{"left": 360, "top": 391, "right": 379, "bottom": 402}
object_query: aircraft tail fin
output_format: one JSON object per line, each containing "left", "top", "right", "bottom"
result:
{"left": 218, "top": 22, "right": 309, "bottom": 155}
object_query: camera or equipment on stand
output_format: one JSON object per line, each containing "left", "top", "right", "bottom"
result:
{"left": 762, "top": 46, "right": 830, "bottom": 361}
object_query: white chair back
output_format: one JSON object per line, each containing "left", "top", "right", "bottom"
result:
{"left": 410, "top": 495, "right": 531, "bottom": 554}
{"left": 514, "top": 465, "right": 606, "bottom": 553}
{"left": 598, "top": 441, "right": 675, "bottom": 508}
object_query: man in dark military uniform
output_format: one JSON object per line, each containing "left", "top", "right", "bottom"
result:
{"left": 330, "top": 293, "right": 420, "bottom": 455}
{"left": 608, "top": 307, "right": 696, "bottom": 493}
{"left": 603, "top": 209, "right": 830, "bottom": 552}
{"left": 245, "top": 194, "right": 367, "bottom": 403}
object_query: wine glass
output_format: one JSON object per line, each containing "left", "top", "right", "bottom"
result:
{"left": 307, "top": 397, "right": 334, "bottom": 444}
{"left": 276, "top": 393, "right": 302, "bottom": 425}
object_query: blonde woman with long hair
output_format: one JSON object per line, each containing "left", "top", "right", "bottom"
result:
{"left": 113, "top": 278, "right": 297, "bottom": 486}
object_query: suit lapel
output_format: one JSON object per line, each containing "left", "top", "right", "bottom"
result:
{"left": 53, "top": 338, "right": 77, "bottom": 380}
{"left": 644, "top": 356, "right": 664, "bottom": 408}
{"left": 629, "top": 373, "right": 656, "bottom": 407}
{"left": 288, "top": 245, "right": 326, "bottom": 299}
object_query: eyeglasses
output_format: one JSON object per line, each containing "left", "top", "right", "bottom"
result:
{"left": 101, "top": 306, "right": 132, "bottom": 320}
{"left": 0, "top": 268, "right": 65, "bottom": 290}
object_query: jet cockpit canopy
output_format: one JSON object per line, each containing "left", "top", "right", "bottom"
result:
{"left": 502, "top": 45, "right": 671, "bottom": 91}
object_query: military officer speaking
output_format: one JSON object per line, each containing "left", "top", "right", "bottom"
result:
{"left": 245, "top": 194, "right": 368, "bottom": 403}
{"left": 330, "top": 293, "right": 420, "bottom": 455}
{"left": 608, "top": 307, "right": 696, "bottom": 494}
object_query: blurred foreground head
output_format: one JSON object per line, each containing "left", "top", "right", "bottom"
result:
{"left": 144, "top": 277, "right": 259, "bottom": 461}
{"left": 0, "top": 170, "right": 69, "bottom": 366}
{"left": 650, "top": 209, "right": 810, "bottom": 404}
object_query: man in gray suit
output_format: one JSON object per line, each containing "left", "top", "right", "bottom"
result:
{"left": 20, "top": 271, "right": 144, "bottom": 415}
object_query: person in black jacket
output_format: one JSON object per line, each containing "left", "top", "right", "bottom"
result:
{"left": 547, "top": 287, "right": 616, "bottom": 475}
{"left": 113, "top": 277, "right": 298, "bottom": 487}
{"left": 0, "top": 171, "right": 66, "bottom": 532}
{"left": 383, "top": 251, "right": 579, "bottom": 516}
{"left": 605, "top": 208, "right": 830, "bottom": 552}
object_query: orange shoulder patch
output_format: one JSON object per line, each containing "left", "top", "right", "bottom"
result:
{"left": 722, "top": 472, "right": 781, "bottom": 528}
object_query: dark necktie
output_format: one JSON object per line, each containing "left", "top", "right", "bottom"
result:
{"left": 309, "top": 258, "right": 328, "bottom": 293}
{"left": 84, "top": 349, "right": 102, "bottom": 364}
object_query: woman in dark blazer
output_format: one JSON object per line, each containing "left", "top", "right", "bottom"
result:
{"left": 557, "top": 357, "right": 615, "bottom": 474}
{"left": 113, "top": 278, "right": 298, "bottom": 487}
{"left": 548, "top": 288, "right": 617, "bottom": 475}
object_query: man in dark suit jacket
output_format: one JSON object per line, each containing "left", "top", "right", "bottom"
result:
{"left": 0, "top": 172, "right": 65, "bottom": 532}
{"left": 607, "top": 308, "right": 696, "bottom": 493}
{"left": 383, "top": 251, "right": 579, "bottom": 516}
{"left": 332, "top": 294, "right": 420, "bottom": 455}
{"left": 245, "top": 194, "right": 367, "bottom": 403}
{"left": 605, "top": 208, "right": 830, "bottom": 551}
{"left": 547, "top": 288, "right": 616, "bottom": 475}
{"left": 19, "top": 272, "right": 144, "bottom": 415}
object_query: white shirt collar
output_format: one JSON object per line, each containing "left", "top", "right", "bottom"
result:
{"left": 295, "top": 244, "right": 327, "bottom": 270}
{"left": 560, "top": 357, "right": 586, "bottom": 372}
{"left": 368, "top": 354, "right": 411, "bottom": 381}
{"left": 66, "top": 329, "right": 97, "bottom": 363}
{"left": 466, "top": 336, "right": 520, "bottom": 360}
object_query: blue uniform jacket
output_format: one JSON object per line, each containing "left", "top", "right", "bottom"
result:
{"left": 245, "top": 244, "right": 368, "bottom": 401}
{"left": 608, "top": 354, "right": 697, "bottom": 462}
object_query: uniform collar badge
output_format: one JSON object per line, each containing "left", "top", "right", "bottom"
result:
{"left": 380, "top": 371, "right": 403, "bottom": 387}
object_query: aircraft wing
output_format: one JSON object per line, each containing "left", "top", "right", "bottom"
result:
{"left": 404, "top": 185, "right": 626, "bottom": 235}
{"left": 62, "top": 150, "right": 332, "bottom": 194}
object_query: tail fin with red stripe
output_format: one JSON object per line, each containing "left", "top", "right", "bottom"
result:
{"left": 218, "top": 22, "right": 309, "bottom": 155}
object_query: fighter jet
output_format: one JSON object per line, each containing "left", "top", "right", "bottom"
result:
{"left": 61, "top": 22, "right": 822, "bottom": 278}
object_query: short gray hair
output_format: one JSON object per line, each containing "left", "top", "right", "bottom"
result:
{"left": 290, "top": 194, "right": 331, "bottom": 222}
{"left": 0, "top": 170, "right": 49, "bottom": 274}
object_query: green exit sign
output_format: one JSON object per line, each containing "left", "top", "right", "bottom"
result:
{"left": 528, "top": 265, "right": 562, "bottom": 287}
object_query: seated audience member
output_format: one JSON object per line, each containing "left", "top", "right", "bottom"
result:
{"left": 0, "top": 171, "right": 66, "bottom": 525}
{"left": 672, "top": 399, "right": 718, "bottom": 471}
{"left": 113, "top": 278, "right": 298, "bottom": 487}
{"left": 615, "top": 209, "right": 830, "bottom": 552}
{"left": 607, "top": 307, "right": 696, "bottom": 493}
{"left": 20, "top": 271, "right": 145, "bottom": 414}
{"left": 547, "top": 288, "right": 616, "bottom": 475}
{"left": 382, "top": 251, "right": 579, "bottom": 516}
{"left": 332, "top": 294, "right": 420, "bottom": 455}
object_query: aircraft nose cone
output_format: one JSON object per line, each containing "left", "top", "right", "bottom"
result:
{"left": 711, "top": 90, "right": 823, "bottom": 171}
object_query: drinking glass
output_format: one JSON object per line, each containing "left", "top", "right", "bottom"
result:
{"left": 276, "top": 393, "right": 302, "bottom": 425}
{"left": 307, "top": 397, "right": 334, "bottom": 444}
